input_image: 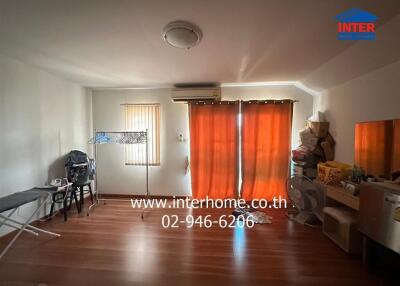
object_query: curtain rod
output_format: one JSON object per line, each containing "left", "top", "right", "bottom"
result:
{"left": 191, "top": 100, "right": 239, "bottom": 105}
{"left": 94, "top": 131, "right": 147, "bottom": 134}
{"left": 243, "top": 99, "right": 298, "bottom": 104}
{"left": 188, "top": 99, "right": 299, "bottom": 105}
{"left": 120, "top": 100, "right": 299, "bottom": 105}
{"left": 120, "top": 103, "right": 160, "bottom": 106}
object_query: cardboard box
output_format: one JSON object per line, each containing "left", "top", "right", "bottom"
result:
{"left": 299, "top": 128, "right": 318, "bottom": 149}
{"left": 321, "top": 141, "right": 335, "bottom": 161}
{"left": 308, "top": 121, "right": 330, "bottom": 138}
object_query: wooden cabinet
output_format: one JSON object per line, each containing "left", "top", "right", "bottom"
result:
{"left": 320, "top": 183, "right": 362, "bottom": 254}
{"left": 325, "top": 185, "right": 360, "bottom": 211}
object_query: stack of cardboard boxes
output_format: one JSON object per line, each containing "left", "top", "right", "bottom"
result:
{"left": 292, "top": 121, "right": 335, "bottom": 179}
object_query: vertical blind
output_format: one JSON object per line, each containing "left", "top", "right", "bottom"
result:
{"left": 125, "top": 104, "right": 160, "bottom": 166}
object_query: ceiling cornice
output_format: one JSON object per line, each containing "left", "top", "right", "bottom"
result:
{"left": 91, "top": 81, "right": 321, "bottom": 97}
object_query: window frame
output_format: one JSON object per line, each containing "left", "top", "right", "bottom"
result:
{"left": 124, "top": 103, "right": 161, "bottom": 166}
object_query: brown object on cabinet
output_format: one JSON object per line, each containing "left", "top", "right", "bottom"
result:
{"left": 393, "top": 119, "right": 400, "bottom": 172}
{"left": 354, "top": 120, "right": 395, "bottom": 179}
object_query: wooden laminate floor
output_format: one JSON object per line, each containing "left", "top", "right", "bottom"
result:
{"left": 0, "top": 200, "right": 383, "bottom": 286}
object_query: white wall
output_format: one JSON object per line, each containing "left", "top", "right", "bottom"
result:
{"left": 92, "top": 89, "right": 191, "bottom": 196}
{"left": 92, "top": 86, "right": 313, "bottom": 196}
{"left": 314, "top": 60, "right": 400, "bottom": 164}
{"left": 0, "top": 54, "right": 92, "bottom": 235}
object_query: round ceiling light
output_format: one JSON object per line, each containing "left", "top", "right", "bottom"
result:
{"left": 162, "top": 21, "right": 202, "bottom": 49}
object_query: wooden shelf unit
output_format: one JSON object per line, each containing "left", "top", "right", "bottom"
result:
{"left": 325, "top": 184, "right": 360, "bottom": 211}
{"left": 321, "top": 183, "right": 362, "bottom": 254}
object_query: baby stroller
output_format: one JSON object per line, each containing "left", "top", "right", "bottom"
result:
{"left": 65, "top": 150, "right": 95, "bottom": 213}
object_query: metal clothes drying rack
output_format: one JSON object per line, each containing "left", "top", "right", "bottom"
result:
{"left": 87, "top": 130, "right": 149, "bottom": 219}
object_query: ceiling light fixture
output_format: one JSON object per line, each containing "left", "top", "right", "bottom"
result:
{"left": 162, "top": 21, "right": 202, "bottom": 49}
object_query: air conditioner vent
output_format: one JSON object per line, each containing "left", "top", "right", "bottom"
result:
{"left": 171, "top": 87, "right": 221, "bottom": 103}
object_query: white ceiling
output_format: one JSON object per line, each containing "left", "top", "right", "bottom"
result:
{"left": 0, "top": 0, "right": 399, "bottom": 90}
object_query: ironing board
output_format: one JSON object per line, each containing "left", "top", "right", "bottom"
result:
{"left": 0, "top": 187, "right": 61, "bottom": 260}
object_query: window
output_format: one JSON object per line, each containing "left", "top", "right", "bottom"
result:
{"left": 125, "top": 104, "right": 160, "bottom": 166}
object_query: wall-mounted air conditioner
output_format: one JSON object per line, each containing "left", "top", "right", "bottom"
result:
{"left": 171, "top": 87, "right": 221, "bottom": 102}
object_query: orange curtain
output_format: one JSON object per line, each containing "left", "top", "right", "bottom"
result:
{"left": 392, "top": 119, "right": 400, "bottom": 172}
{"left": 189, "top": 102, "right": 239, "bottom": 199}
{"left": 354, "top": 120, "right": 393, "bottom": 178}
{"left": 241, "top": 101, "right": 293, "bottom": 201}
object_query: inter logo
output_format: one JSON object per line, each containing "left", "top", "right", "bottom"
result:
{"left": 336, "top": 8, "right": 378, "bottom": 40}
